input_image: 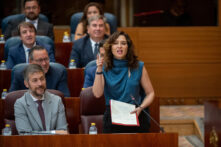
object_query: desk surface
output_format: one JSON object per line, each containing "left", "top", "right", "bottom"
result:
{"left": 0, "top": 133, "right": 178, "bottom": 147}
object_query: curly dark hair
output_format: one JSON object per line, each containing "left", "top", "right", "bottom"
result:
{"left": 80, "top": 2, "right": 104, "bottom": 34}
{"left": 104, "top": 31, "right": 138, "bottom": 71}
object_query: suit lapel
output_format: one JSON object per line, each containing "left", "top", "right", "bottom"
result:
{"left": 25, "top": 92, "right": 44, "bottom": 130}
{"left": 19, "top": 44, "right": 27, "bottom": 63}
{"left": 43, "top": 91, "right": 52, "bottom": 130}
{"left": 85, "top": 39, "right": 94, "bottom": 59}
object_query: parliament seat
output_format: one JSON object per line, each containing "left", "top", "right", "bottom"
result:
{"left": 1, "top": 14, "right": 48, "bottom": 34}
{"left": 3, "top": 89, "right": 65, "bottom": 135}
{"left": 4, "top": 36, "right": 54, "bottom": 61}
{"left": 70, "top": 12, "right": 117, "bottom": 41}
{"left": 79, "top": 87, "right": 105, "bottom": 134}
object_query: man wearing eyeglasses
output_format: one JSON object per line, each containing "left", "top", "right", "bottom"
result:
{"left": 4, "top": 0, "right": 54, "bottom": 40}
{"left": 6, "top": 22, "right": 55, "bottom": 69}
{"left": 9, "top": 45, "right": 70, "bottom": 97}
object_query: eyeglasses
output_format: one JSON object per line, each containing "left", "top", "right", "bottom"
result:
{"left": 34, "top": 57, "right": 49, "bottom": 63}
{"left": 25, "top": 6, "right": 38, "bottom": 10}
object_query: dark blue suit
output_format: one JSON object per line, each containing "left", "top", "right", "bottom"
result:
{"left": 6, "top": 41, "right": 55, "bottom": 69}
{"left": 9, "top": 63, "right": 70, "bottom": 97}
{"left": 4, "top": 16, "right": 54, "bottom": 41}
{"left": 83, "top": 65, "right": 96, "bottom": 88}
{"left": 69, "top": 35, "right": 108, "bottom": 68}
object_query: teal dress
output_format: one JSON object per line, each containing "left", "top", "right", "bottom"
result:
{"left": 103, "top": 59, "right": 143, "bottom": 105}
{"left": 102, "top": 59, "right": 150, "bottom": 133}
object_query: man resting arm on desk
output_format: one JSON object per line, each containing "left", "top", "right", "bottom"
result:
{"left": 14, "top": 64, "right": 68, "bottom": 134}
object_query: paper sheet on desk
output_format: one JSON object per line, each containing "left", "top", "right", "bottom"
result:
{"left": 110, "top": 99, "right": 140, "bottom": 126}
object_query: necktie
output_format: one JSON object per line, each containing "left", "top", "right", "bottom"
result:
{"left": 94, "top": 43, "right": 99, "bottom": 58}
{"left": 36, "top": 100, "right": 46, "bottom": 131}
{"left": 27, "top": 48, "right": 30, "bottom": 63}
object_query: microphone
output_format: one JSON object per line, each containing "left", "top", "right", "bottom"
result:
{"left": 130, "top": 95, "right": 165, "bottom": 133}
{"left": 19, "top": 130, "right": 55, "bottom": 135}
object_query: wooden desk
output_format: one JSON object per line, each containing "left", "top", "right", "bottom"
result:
{"left": 67, "top": 68, "right": 84, "bottom": 97}
{"left": 55, "top": 42, "right": 72, "bottom": 67}
{"left": 0, "top": 43, "right": 4, "bottom": 61}
{"left": 64, "top": 97, "right": 80, "bottom": 134}
{"left": 204, "top": 101, "right": 221, "bottom": 147}
{"left": 0, "top": 133, "right": 178, "bottom": 147}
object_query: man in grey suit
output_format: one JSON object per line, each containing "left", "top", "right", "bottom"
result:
{"left": 4, "top": 0, "right": 54, "bottom": 40}
{"left": 69, "top": 15, "right": 108, "bottom": 68}
{"left": 14, "top": 64, "right": 68, "bottom": 134}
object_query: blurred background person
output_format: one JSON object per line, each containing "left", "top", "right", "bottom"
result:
{"left": 74, "top": 2, "right": 110, "bottom": 40}
{"left": 4, "top": 0, "right": 54, "bottom": 40}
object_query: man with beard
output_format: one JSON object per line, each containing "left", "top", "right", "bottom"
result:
{"left": 4, "top": 0, "right": 54, "bottom": 40}
{"left": 69, "top": 15, "right": 108, "bottom": 68}
{"left": 14, "top": 64, "right": 68, "bottom": 134}
{"left": 9, "top": 45, "right": 70, "bottom": 97}
{"left": 6, "top": 22, "right": 55, "bottom": 69}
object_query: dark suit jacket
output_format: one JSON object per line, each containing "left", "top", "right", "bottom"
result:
{"left": 4, "top": 16, "right": 54, "bottom": 40}
{"left": 6, "top": 41, "right": 55, "bottom": 69}
{"left": 83, "top": 65, "right": 96, "bottom": 88}
{"left": 69, "top": 35, "right": 108, "bottom": 68}
{"left": 9, "top": 63, "right": 70, "bottom": 97}
{"left": 14, "top": 91, "right": 67, "bottom": 133}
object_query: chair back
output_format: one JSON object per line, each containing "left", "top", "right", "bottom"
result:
{"left": 4, "top": 89, "right": 64, "bottom": 135}
{"left": 1, "top": 14, "right": 48, "bottom": 34}
{"left": 70, "top": 12, "right": 117, "bottom": 40}
{"left": 84, "top": 60, "right": 96, "bottom": 78}
{"left": 4, "top": 36, "right": 54, "bottom": 60}
{"left": 80, "top": 87, "right": 105, "bottom": 134}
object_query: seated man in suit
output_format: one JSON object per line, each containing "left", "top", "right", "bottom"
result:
{"left": 69, "top": 15, "right": 108, "bottom": 68}
{"left": 6, "top": 22, "right": 55, "bottom": 69}
{"left": 4, "top": 0, "right": 54, "bottom": 40}
{"left": 9, "top": 45, "right": 70, "bottom": 97}
{"left": 83, "top": 40, "right": 105, "bottom": 88}
{"left": 14, "top": 64, "right": 68, "bottom": 134}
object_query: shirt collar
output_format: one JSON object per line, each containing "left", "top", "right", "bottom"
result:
{"left": 90, "top": 38, "right": 99, "bottom": 47}
{"left": 23, "top": 42, "right": 37, "bottom": 52}
{"left": 29, "top": 90, "right": 45, "bottom": 102}
{"left": 25, "top": 18, "right": 39, "bottom": 24}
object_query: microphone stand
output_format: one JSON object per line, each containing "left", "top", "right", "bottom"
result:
{"left": 131, "top": 95, "right": 165, "bottom": 133}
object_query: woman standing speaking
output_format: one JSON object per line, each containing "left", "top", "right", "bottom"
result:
{"left": 92, "top": 31, "right": 155, "bottom": 133}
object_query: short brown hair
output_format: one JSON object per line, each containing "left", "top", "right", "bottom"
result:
{"left": 23, "top": 64, "right": 44, "bottom": 81}
{"left": 17, "top": 22, "right": 37, "bottom": 36}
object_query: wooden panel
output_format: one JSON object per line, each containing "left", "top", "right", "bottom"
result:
{"left": 149, "top": 96, "right": 160, "bottom": 133}
{"left": 0, "top": 133, "right": 178, "bottom": 147}
{"left": 64, "top": 97, "right": 80, "bottom": 134}
{"left": 67, "top": 68, "right": 84, "bottom": 97}
{"left": 0, "top": 99, "right": 4, "bottom": 133}
{"left": 54, "top": 27, "right": 70, "bottom": 43}
{"left": 55, "top": 42, "right": 72, "bottom": 67}
{"left": 0, "top": 44, "right": 4, "bottom": 61}
{"left": 147, "top": 63, "right": 221, "bottom": 98}
{"left": 204, "top": 101, "right": 221, "bottom": 147}
{"left": 120, "top": 27, "right": 221, "bottom": 64}
{"left": 0, "top": 70, "right": 11, "bottom": 94}
{"left": 118, "top": 27, "right": 221, "bottom": 104}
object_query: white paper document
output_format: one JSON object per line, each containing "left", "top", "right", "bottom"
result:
{"left": 110, "top": 99, "right": 140, "bottom": 126}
